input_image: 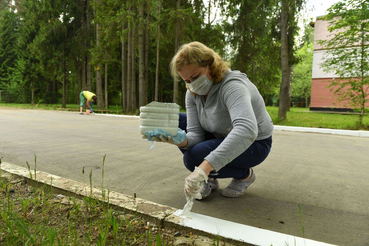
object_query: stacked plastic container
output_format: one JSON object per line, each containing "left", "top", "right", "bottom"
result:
{"left": 139, "top": 101, "right": 180, "bottom": 136}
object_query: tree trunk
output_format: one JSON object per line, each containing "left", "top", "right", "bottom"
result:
{"left": 359, "top": 25, "right": 365, "bottom": 126}
{"left": 95, "top": 0, "right": 103, "bottom": 110}
{"left": 122, "top": 21, "right": 127, "bottom": 112}
{"left": 305, "top": 96, "right": 308, "bottom": 108}
{"left": 131, "top": 16, "right": 137, "bottom": 112}
{"left": 82, "top": 55, "right": 86, "bottom": 90}
{"left": 95, "top": 61, "right": 102, "bottom": 110}
{"left": 31, "top": 81, "right": 34, "bottom": 105}
{"left": 55, "top": 75, "right": 59, "bottom": 99}
{"left": 105, "top": 63, "right": 108, "bottom": 109}
{"left": 208, "top": 0, "right": 211, "bottom": 25}
{"left": 264, "top": 95, "right": 269, "bottom": 106}
{"left": 160, "top": 78, "right": 163, "bottom": 101}
{"left": 81, "top": 1, "right": 86, "bottom": 92}
{"left": 145, "top": 3, "right": 150, "bottom": 103}
{"left": 155, "top": 0, "right": 161, "bottom": 102}
{"left": 278, "top": 0, "right": 290, "bottom": 120}
{"left": 287, "top": 65, "right": 293, "bottom": 111}
{"left": 173, "top": 0, "right": 180, "bottom": 104}
{"left": 55, "top": 74, "right": 58, "bottom": 102}
{"left": 77, "top": 59, "right": 82, "bottom": 105}
{"left": 138, "top": 2, "right": 147, "bottom": 107}
{"left": 62, "top": 49, "right": 67, "bottom": 108}
{"left": 86, "top": 0, "right": 92, "bottom": 91}
{"left": 52, "top": 73, "right": 56, "bottom": 94}
{"left": 127, "top": 12, "right": 132, "bottom": 112}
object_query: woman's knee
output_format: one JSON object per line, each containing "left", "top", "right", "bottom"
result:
{"left": 256, "top": 137, "right": 273, "bottom": 163}
{"left": 183, "top": 151, "right": 198, "bottom": 172}
{"left": 182, "top": 139, "right": 222, "bottom": 172}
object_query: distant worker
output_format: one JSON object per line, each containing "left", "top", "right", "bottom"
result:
{"left": 79, "top": 91, "right": 97, "bottom": 115}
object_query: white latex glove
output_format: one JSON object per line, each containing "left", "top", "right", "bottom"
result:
{"left": 184, "top": 166, "right": 209, "bottom": 200}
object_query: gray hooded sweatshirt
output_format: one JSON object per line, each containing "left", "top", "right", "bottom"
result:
{"left": 184, "top": 70, "right": 274, "bottom": 172}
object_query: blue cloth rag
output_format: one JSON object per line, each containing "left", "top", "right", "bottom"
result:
{"left": 145, "top": 128, "right": 186, "bottom": 145}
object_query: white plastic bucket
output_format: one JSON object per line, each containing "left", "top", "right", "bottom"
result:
{"left": 139, "top": 101, "right": 180, "bottom": 136}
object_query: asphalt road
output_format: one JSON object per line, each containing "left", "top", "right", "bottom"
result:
{"left": 1, "top": 108, "right": 368, "bottom": 246}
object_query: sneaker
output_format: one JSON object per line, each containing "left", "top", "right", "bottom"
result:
{"left": 221, "top": 169, "right": 256, "bottom": 198}
{"left": 199, "top": 179, "right": 219, "bottom": 199}
{"left": 79, "top": 112, "right": 84, "bottom": 115}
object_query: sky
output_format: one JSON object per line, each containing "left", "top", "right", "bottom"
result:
{"left": 306, "top": 0, "right": 343, "bottom": 20}
{"left": 203, "top": 0, "right": 344, "bottom": 25}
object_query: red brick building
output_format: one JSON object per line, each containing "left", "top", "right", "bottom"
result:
{"left": 310, "top": 17, "right": 369, "bottom": 111}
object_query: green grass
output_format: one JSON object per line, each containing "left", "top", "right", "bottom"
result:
{"left": 266, "top": 107, "right": 369, "bottom": 130}
{"left": 0, "top": 155, "right": 224, "bottom": 246}
{"left": 0, "top": 103, "right": 126, "bottom": 114}
{"left": 0, "top": 103, "right": 368, "bottom": 130}
{"left": 0, "top": 102, "right": 75, "bottom": 110}
{"left": 0, "top": 159, "right": 168, "bottom": 245}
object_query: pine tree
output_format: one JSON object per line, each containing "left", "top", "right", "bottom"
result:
{"left": 0, "top": 4, "right": 18, "bottom": 89}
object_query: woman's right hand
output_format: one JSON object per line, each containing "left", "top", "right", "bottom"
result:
{"left": 143, "top": 128, "right": 186, "bottom": 145}
{"left": 184, "top": 167, "right": 208, "bottom": 200}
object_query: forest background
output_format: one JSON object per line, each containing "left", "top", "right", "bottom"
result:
{"left": 0, "top": 0, "right": 316, "bottom": 118}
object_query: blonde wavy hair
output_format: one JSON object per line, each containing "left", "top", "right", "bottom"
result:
{"left": 170, "top": 42, "right": 230, "bottom": 86}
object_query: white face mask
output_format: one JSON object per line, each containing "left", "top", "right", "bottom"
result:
{"left": 188, "top": 67, "right": 213, "bottom": 95}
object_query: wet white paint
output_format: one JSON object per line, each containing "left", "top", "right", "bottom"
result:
{"left": 179, "top": 199, "right": 193, "bottom": 217}
{"left": 173, "top": 210, "right": 337, "bottom": 246}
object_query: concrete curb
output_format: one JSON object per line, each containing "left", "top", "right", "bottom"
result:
{"left": 95, "top": 113, "right": 369, "bottom": 138}
{"left": 1, "top": 162, "right": 337, "bottom": 246}
{"left": 0, "top": 162, "right": 175, "bottom": 228}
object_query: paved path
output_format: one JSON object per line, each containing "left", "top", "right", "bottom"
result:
{"left": 1, "top": 108, "right": 368, "bottom": 245}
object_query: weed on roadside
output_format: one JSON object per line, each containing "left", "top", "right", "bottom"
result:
{"left": 0, "top": 156, "right": 230, "bottom": 246}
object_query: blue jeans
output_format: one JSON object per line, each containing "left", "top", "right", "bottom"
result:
{"left": 178, "top": 113, "right": 272, "bottom": 179}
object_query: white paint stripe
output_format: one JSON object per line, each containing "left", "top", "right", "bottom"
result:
{"left": 273, "top": 125, "right": 369, "bottom": 137}
{"left": 173, "top": 210, "right": 337, "bottom": 246}
{"left": 95, "top": 113, "right": 369, "bottom": 138}
{"left": 1, "top": 161, "right": 336, "bottom": 246}
{"left": 95, "top": 113, "right": 139, "bottom": 118}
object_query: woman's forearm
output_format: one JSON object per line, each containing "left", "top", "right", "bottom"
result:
{"left": 199, "top": 160, "right": 215, "bottom": 176}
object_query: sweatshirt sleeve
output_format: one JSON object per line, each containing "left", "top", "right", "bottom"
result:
{"left": 204, "top": 80, "right": 258, "bottom": 171}
{"left": 183, "top": 90, "right": 205, "bottom": 148}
